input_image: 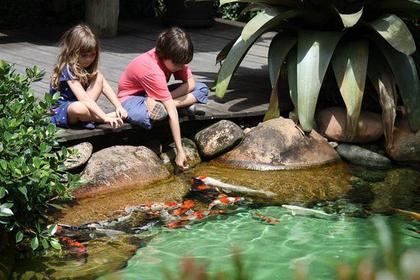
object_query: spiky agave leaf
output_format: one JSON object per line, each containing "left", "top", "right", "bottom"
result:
{"left": 215, "top": 9, "right": 300, "bottom": 98}
{"left": 264, "top": 33, "right": 297, "bottom": 121}
{"left": 373, "top": 36, "right": 420, "bottom": 132}
{"left": 297, "top": 30, "right": 342, "bottom": 132}
{"left": 369, "top": 14, "right": 416, "bottom": 55}
{"left": 335, "top": 6, "right": 364, "bottom": 28}
{"left": 332, "top": 40, "right": 369, "bottom": 141}
{"left": 368, "top": 49, "right": 397, "bottom": 148}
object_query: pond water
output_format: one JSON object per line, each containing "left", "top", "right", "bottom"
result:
{"left": 100, "top": 207, "right": 419, "bottom": 280}
{"left": 10, "top": 163, "right": 420, "bottom": 280}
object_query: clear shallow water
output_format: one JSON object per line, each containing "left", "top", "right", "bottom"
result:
{"left": 100, "top": 206, "right": 419, "bottom": 280}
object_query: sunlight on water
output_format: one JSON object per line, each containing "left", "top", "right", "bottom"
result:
{"left": 100, "top": 207, "right": 419, "bottom": 280}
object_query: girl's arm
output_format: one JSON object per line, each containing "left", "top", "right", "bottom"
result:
{"left": 170, "top": 77, "right": 195, "bottom": 99}
{"left": 162, "top": 98, "right": 188, "bottom": 170}
{"left": 67, "top": 80, "right": 122, "bottom": 126}
{"left": 102, "top": 75, "right": 128, "bottom": 119}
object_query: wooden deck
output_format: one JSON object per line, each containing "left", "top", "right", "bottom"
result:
{"left": 0, "top": 18, "right": 274, "bottom": 141}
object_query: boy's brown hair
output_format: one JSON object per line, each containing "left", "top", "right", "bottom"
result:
{"left": 155, "top": 27, "right": 193, "bottom": 65}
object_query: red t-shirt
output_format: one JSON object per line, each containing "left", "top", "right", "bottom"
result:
{"left": 118, "top": 48, "right": 192, "bottom": 103}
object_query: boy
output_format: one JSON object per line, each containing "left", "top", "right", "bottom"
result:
{"left": 118, "top": 27, "right": 209, "bottom": 170}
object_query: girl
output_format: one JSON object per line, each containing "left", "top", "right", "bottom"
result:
{"left": 50, "top": 24, "right": 127, "bottom": 129}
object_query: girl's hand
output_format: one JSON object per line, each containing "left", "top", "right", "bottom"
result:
{"left": 175, "top": 151, "right": 189, "bottom": 171}
{"left": 104, "top": 117, "right": 123, "bottom": 128}
{"left": 116, "top": 106, "right": 128, "bottom": 119}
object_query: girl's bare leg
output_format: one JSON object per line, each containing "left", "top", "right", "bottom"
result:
{"left": 67, "top": 102, "right": 92, "bottom": 124}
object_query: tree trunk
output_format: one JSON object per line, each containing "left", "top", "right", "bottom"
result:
{"left": 85, "top": 0, "right": 119, "bottom": 37}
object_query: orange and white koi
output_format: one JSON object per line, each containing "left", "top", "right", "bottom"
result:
{"left": 173, "top": 200, "right": 196, "bottom": 216}
{"left": 254, "top": 212, "right": 280, "bottom": 225}
{"left": 208, "top": 195, "right": 244, "bottom": 209}
{"left": 137, "top": 201, "right": 181, "bottom": 212}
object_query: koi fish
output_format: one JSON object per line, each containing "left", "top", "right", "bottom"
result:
{"left": 195, "top": 176, "right": 276, "bottom": 198}
{"left": 254, "top": 212, "right": 280, "bottom": 225}
{"left": 136, "top": 202, "right": 181, "bottom": 212}
{"left": 59, "top": 236, "right": 87, "bottom": 256}
{"left": 166, "top": 220, "right": 190, "bottom": 229}
{"left": 208, "top": 195, "right": 244, "bottom": 209}
{"left": 173, "top": 199, "right": 196, "bottom": 216}
{"left": 394, "top": 208, "right": 420, "bottom": 221}
{"left": 282, "top": 204, "right": 335, "bottom": 219}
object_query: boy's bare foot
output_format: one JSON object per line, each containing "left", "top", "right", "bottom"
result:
{"left": 146, "top": 97, "right": 168, "bottom": 121}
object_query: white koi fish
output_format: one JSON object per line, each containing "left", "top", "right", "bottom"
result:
{"left": 197, "top": 176, "right": 276, "bottom": 198}
{"left": 282, "top": 204, "right": 335, "bottom": 219}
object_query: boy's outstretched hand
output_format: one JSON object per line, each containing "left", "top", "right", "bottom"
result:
{"left": 175, "top": 151, "right": 189, "bottom": 171}
{"left": 115, "top": 105, "right": 128, "bottom": 120}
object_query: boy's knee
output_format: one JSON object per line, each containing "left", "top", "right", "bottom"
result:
{"left": 192, "top": 82, "right": 209, "bottom": 104}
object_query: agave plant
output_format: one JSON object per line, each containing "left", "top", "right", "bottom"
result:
{"left": 216, "top": 0, "right": 420, "bottom": 144}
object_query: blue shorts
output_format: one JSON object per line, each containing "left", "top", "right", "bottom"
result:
{"left": 50, "top": 100, "right": 73, "bottom": 128}
{"left": 122, "top": 94, "right": 152, "bottom": 129}
{"left": 123, "top": 82, "right": 209, "bottom": 129}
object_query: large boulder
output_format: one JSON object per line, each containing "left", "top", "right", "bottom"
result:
{"left": 387, "top": 120, "right": 420, "bottom": 163}
{"left": 216, "top": 117, "right": 340, "bottom": 170}
{"left": 195, "top": 120, "right": 244, "bottom": 158}
{"left": 75, "top": 146, "right": 171, "bottom": 198}
{"left": 317, "top": 107, "right": 383, "bottom": 143}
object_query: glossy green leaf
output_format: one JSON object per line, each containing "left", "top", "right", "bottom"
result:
{"left": 374, "top": 37, "right": 420, "bottom": 131}
{"left": 31, "top": 236, "right": 39, "bottom": 250}
{"left": 332, "top": 40, "right": 369, "bottom": 140}
{"left": 18, "top": 186, "right": 28, "bottom": 201}
{"left": 335, "top": 6, "right": 364, "bottom": 28}
{"left": 297, "top": 31, "right": 342, "bottom": 132}
{"left": 369, "top": 14, "right": 416, "bottom": 55}
{"left": 242, "top": 8, "right": 281, "bottom": 41}
{"left": 220, "top": 0, "right": 298, "bottom": 8}
{"left": 50, "top": 239, "right": 62, "bottom": 250}
{"left": 0, "top": 187, "right": 6, "bottom": 199}
{"left": 368, "top": 49, "right": 397, "bottom": 148}
{"left": 216, "top": 10, "right": 300, "bottom": 98}
{"left": 48, "top": 224, "right": 58, "bottom": 236}
{"left": 372, "top": 0, "right": 420, "bottom": 19}
{"left": 41, "top": 238, "right": 49, "bottom": 249}
{"left": 16, "top": 231, "right": 24, "bottom": 243}
{"left": 0, "top": 206, "right": 13, "bottom": 217}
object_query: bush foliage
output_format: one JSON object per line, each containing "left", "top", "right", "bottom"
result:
{"left": 0, "top": 60, "right": 80, "bottom": 250}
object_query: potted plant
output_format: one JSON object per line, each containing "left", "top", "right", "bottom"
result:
{"left": 158, "top": 0, "right": 218, "bottom": 27}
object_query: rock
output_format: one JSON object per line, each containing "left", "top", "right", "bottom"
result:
{"left": 317, "top": 107, "right": 383, "bottom": 143}
{"left": 167, "top": 138, "right": 201, "bottom": 169}
{"left": 336, "top": 144, "right": 392, "bottom": 169}
{"left": 75, "top": 146, "right": 171, "bottom": 198}
{"left": 64, "top": 142, "right": 93, "bottom": 170}
{"left": 195, "top": 120, "right": 244, "bottom": 158}
{"left": 387, "top": 120, "right": 420, "bottom": 163}
{"left": 216, "top": 117, "right": 340, "bottom": 170}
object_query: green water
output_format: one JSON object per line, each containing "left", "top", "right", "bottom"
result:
{"left": 100, "top": 207, "right": 419, "bottom": 280}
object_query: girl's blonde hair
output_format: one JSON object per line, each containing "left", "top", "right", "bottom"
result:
{"left": 51, "top": 24, "right": 100, "bottom": 90}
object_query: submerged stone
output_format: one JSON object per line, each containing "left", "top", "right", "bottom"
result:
{"left": 336, "top": 144, "right": 392, "bottom": 169}
{"left": 75, "top": 146, "right": 171, "bottom": 198}
{"left": 166, "top": 138, "right": 201, "bottom": 170}
{"left": 64, "top": 142, "right": 93, "bottom": 170}
{"left": 216, "top": 117, "right": 340, "bottom": 170}
{"left": 195, "top": 120, "right": 244, "bottom": 158}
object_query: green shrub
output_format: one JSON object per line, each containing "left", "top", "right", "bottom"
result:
{"left": 0, "top": 60, "right": 80, "bottom": 251}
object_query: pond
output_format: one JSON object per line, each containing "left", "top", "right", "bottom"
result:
{"left": 10, "top": 162, "right": 420, "bottom": 280}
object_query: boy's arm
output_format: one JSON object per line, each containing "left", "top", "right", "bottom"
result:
{"left": 170, "top": 76, "right": 195, "bottom": 99}
{"left": 161, "top": 98, "right": 188, "bottom": 170}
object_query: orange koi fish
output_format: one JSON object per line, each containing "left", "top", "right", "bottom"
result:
{"left": 173, "top": 199, "right": 196, "bottom": 216}
{"left": 254, "top": 212, "right": 280, "bottom": 225}
{"left": 395, "top": 208, "right": 420, "bottom": 221}
{"left": 59, "top": 236, "right": 87, "bottom": 256}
